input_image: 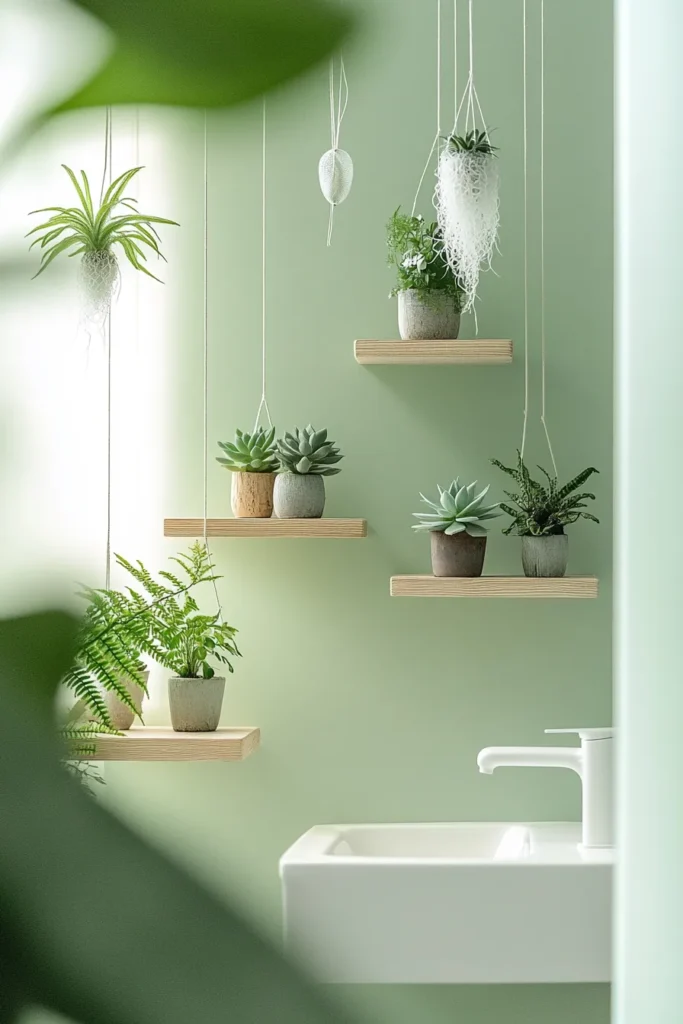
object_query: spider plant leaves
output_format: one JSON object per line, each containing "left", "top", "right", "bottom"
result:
{"left": 53, "top": 0, "right": 354, "bottom": 113}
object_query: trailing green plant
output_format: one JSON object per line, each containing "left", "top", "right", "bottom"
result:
{"left": 277, "top": 426, "right": 343, "bottom": 476}
{"left": 491, "top": 451, "right": 599, "bottom": 536}
{"left": 116, "top": 543, "right": 241, "bottom": 680}
{"left": 216, "top": 427, "right": 279, "bottom": 473}
{"left": 413, "top": 479, "right": 501, "bottom": 536}
{"left": 444, "top": 128, "right": 497, "bottom": 155}
{"left": 61, "top": 543, "right": 224, "bottom": 753}
{"left": 386, "top": 208, "right": 464, "bottom": 304}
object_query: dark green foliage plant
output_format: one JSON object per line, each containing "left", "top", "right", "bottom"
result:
{"left": 445, "top": 128, "right": 497, "bottom": 155}
{"left": 277, "top": 426, "right": 343, "bottom": 476}
{"left": 386, "top": 207, "right": 464, "bottom": 304}
{"left": 491, "top": 451, "right": 599, "bottom": 536}
{"left": 28, "top": 165, "right": 178, "bottom": 281}
{"left": 217, "top": 427, "right": 279, "bottom": 472}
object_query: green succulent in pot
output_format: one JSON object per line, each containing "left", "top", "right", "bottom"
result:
{"left": 217, "top": 427, "right": 278, "bottom": 518}
{"left": 413, "top": 479, "right": 501, "bottom": 578}
{"left": 275, "top": 426, "right": 343, "bottom": 519}
{"left": 491, "top": 451, "right": 599, "bottom": 578}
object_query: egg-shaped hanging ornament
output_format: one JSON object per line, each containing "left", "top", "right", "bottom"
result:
{"left": 318, "top": 147, "right": 354, "bottom": 206}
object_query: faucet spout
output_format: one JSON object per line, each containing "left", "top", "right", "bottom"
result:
{"left": 477, "top": 745, "right": 584, "bottom": 778}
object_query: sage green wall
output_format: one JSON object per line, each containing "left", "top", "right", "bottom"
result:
{"left": 103, "top": 1, "right": 613, "bottom": 1022}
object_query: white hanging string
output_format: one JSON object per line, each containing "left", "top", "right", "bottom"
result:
{"left": 201, "top": 112, "right": 224, "bottom": 617}
{"left": 411, "top": 0, "right": 442, "bottom": 216}
{"left": 539, "top": 0, "right": 557, "bottom": 474}
{"left": 455, "top": 0, "right": 490, "bottom": 137}
{"left": 326, "top": 55, "right": 350, "bottom": 245}
{"left": 520, "top": 0, "right": 529, "bottom": 458}
{"left": 253, "top": 99, "right": 273, "bottom": 432}
{"left": 103, "top": 107, "right": 113, "bottom": 589}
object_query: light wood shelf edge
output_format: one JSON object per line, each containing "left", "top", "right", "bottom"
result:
{"left": 354, "top": 339, "right": 513, "bottom": 365}
{"left": 71, "top": 726, "right": 261, "bottom": 762}
{"left": 390, "top": 575, "right": 599, "bottom": 599}
{"left": 164, "top": 518, "right": 367, "bottom": 538}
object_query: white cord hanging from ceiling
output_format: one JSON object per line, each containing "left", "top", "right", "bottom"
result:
{"left": 411, "top": 0, "right": 442, "bottom": 216}
{"left": 539, "top": 0, "right": 557, "bottom": 474}
{"left": 252, "top": 99, "right": 274, "bottom": 433}
{"left": 201, "top": 111, "right": 225, "bottom": 617}
{"left": 103, "top": 107, "right": 113, "bottom": 590}
{"left": 520, "top": 0, "right": 529, "bottom": 458}
{"left": 319, "top": 54, "right": 353, "bottom": 245}
{"left": 435, "top": 0, "right": 500, "bottom": 317}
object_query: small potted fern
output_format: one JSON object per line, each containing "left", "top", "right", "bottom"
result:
{"left": 28, "top": 164, "right": 178, "bottom": 321}
{"left": 387, "top": 208, "right": 464, "bottom": 341}
{"left": 491, "top": 452, "right": 599, "bottom": 577}
{"left": 216, "top": 427, "right": 278, "bottom": 518}
{"left": 413, "top": 478, "right": 500, "bottom": 576}
{"left": 118, "top": 544, "right": 241, "bottom": 732}
{"left": 275, "top": 425, "right": 343, "bottom": 518}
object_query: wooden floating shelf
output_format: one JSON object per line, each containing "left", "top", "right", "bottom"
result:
{"left": 354, "top": 339, "right": 513, "bottom": 365}
{"left": 390, "top": 576, "right": 599, "bottom": 599}
{"left": 164, "top": 518, "right": 367, "bottom": 539}
{"left": 71, "top": 727, "right": 260, "bottom": 762}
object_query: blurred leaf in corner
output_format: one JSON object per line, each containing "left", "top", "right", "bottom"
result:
{"left": 0, "top": 612, "right": 359, "bottom": 1024}
{"left": 55, "top": 0, "right": 355, "bottom": 112}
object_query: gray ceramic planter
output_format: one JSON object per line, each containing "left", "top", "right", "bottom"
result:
{"left": 398, "top": 289, "right": 461, "bottom": 341}
{"left": 168, "top": 676, "right": 225, "bottom": 732}
{"left": 430, "top": 531, "right": 487, "bottom": 577}
{"left": 274, "top": 473, "right": 325, "bottom": 518}
{"left": 522, "top": 535, "right": 569, "bottom": 577}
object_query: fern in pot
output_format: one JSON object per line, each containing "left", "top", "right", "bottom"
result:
{"left": 27, "top": 165, "right": 178, "bottom": 322}
{"left": 275, "top": 426, "right": 343, "bottom": 518}
{"left": 117, "top": 543, "right": 241, "bottom": 732}
{"left": 413, "top": 478, "right": 500, "bottom": 577}
{"left": 491, "top": 452, "right": 599, "bottom": 577}
{"left": 217, "top": 427, "right": 278, "bottom": 518}
{"left": 387, "top": 208, "right": 464, "bottom": 341}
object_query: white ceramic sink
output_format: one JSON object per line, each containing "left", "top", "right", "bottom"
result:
{"left": 280, "top": 822, "right": 613, "bottom": 984}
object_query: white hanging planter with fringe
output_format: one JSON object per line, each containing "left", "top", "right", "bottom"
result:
{"left": 318, "top": 55, "right": 352, "bottom": 245}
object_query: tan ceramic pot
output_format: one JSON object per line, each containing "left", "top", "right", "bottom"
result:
{"left": 168, "top": 676, "right": 225, "bottom": 732}
{"left": 91, "top": 669, "right": 148, "bottom": 730}
{"left": 230, "top": 471, "right": 275, "bottom": 518}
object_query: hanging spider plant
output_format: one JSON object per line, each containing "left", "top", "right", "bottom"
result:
{"left": 27, "top": 165, "right": 179, "bottom": 321}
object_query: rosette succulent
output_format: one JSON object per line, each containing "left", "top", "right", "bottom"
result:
{"left": 277, "top": 426, "right": 343, "bottom": 476}
{"left": 444, "top": 128, "right": 497, "bottom": 155}
{"left": 216, "top": 427, "right": 279, "bottom": 473}
{"left": 413, "top": 479, "right": 501, "bottom": 536}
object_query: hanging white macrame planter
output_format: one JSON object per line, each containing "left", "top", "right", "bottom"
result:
{"left": 319, "top": 56, "right": 353, "bottom": 245}
{"left": 434, "top": 1, "right": 500, "bottom": 314}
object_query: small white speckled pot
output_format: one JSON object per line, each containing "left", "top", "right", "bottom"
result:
{"left": 398, "top": 289, "right": 461, "bottom": 341}
{"left": 274, "top": 474, "right": 325, "bottom": 518}
{"left": 168, "top": 676, "right": 225, "bottom": 732}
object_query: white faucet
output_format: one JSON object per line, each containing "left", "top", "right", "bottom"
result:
{"left": 477, "top": 728, "right": 614, "bottom": 850}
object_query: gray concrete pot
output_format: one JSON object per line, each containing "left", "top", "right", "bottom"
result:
{"left": 231, "top": 471, "right": 275, "bottom": 518}
{"left": 168, "top": 676, "right": 225, "bottom": 732}
{"left": 274, "top": 473, "right": 325, "bottom": 518}
{"left": 430, "top": 531, "right": 487, "bottom": 577}
{"left": 398, "top": 289, "right": 461, "bottom": 341}
{"left": 522, "top": 534, "right": 569, "bottom": 577}
{"left": 88, "top": 669, "right": 148, "bottom": 730}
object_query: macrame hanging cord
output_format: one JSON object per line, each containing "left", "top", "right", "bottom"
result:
{"left": 253, "top": 100, "right": 273, "bottom": 433}
{"left": 201, "top": 112, "right": 225, "bottom": 617}
{"left": 411, "top": 0, "right": 442, "bottom": 216}
{"left": 103, "top": 107, "right": 113, "bottom": 590}
{"left": 319, "top": 55, "right": 352, "bottom": 246}
{"left": 519, "top": 0, "right": 557, "bottom": 473}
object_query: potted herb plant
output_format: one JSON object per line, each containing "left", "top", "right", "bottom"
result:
{"left": 27, "top": 165, "right": 178, "bottom": 321}
{"left": 116, "top": 544, "right": 241, "bottom": 732}
{"left": 413, "top": 478, "right": 500, "bottom": 577}
{"left": 216, "top": 427, "right": 278, "bottom": 518}
{"left": 386, "top": 208, "right": 464, "bottom": 341}
{"left": 275, "top": 425, "right": 343, "bottom": 518}
{"left": 491, "top": 452, "right": 599, "bottom": 577}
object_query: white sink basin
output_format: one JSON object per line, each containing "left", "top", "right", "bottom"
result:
{"left": 280, "top": 822, "right": 613, "bottom": 984}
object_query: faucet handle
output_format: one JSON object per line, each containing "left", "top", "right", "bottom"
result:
{"left": 545, "top": 727, "right": 613, "bottom": 741}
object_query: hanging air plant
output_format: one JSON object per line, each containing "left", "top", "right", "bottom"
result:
{"left": 27, "top": 165, "right": 178, "bottom": 321}
{"left": 435, "top": 127, "right": 500, "bottom": 314}
{"left": 318, "top": 55, "right": 353, "bottom": 246}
